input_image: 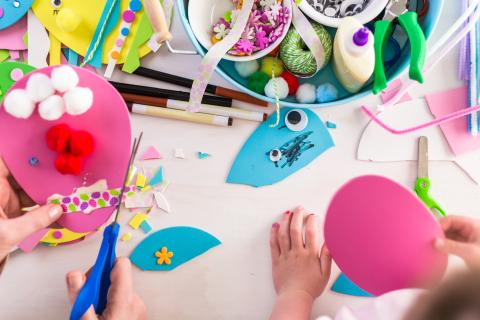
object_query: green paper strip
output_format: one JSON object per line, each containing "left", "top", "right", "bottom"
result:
{"left": 122, "top": 0, "right": 174, "bottom": 73}
{"left": 0, "top": 50, "right": 9, "bottom": 62}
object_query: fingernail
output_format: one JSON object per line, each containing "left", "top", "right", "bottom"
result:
{"left": 308, "top": 213, "right": 316, "bottom": 217}
{"left": 272, "top": 223, "right": 279, "bottom": 229}
{"left": 49, "top": 205, "right": 63, "bottom": 219}
{"left": 297, "top": 205, "right": 304, "bottom": 210}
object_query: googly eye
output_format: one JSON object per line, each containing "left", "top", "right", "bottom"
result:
{"left": 285, "top": 109, "right": 308, "bottom": 132}
{"left": 269, "top": 149, "right": 282, "bottom": 162}
{"left": 51, "top": 0, "right": 62, "bottom": 9}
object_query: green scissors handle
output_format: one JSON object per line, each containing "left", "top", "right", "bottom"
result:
{"left": 414, "top": 177, "right": 446, "bottom": 217}
{"left": 373, "top": 12, "right": 426, "bottom": 94}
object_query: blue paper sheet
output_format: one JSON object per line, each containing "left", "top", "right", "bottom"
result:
{"left": 331, "top": 273, "right": 374, "bottom": 297}
{"left": 227, "top": 107, "right": 334, "bottom": 187}
{"left": 0, "top": 0, "right": 33, "bottom": 30}
{"left": 130, "top": 226, "right": 221, "bottom": 271}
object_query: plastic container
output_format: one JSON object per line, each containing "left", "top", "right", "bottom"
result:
{"left": 177, "top": 0, "right": 444, "bottom": 108}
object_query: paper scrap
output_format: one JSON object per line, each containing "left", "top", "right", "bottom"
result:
{"left": 136, "top": 173, "right": 147, "bottom": 188}
{"left": 174, "top": 148, "right": 185, "bottom": 159}
{"left": 48, "top": 32, "right": 61, "bottom": 66}
{"left": 124, "top": 190, "right": 154, "bottom": 208}
{"left": 140, "top": 220, "right": 152, "bottom": 233}
{"left": 380, "top": 78, "right": 412, "bottom": 104}
{"left": 129, "top": 213, "right": 149, "bottom": 229}
{"left": 326, "top": 121, "right": 337, "bottom": 129}
{"left": 155, "top": 181, "right": 170, "bottom": 193}
{"left": 141, "top": 146, "right": 162, "bottom": 160}
{"left": 121, "top": 232, "right": 133, "bottom": 242}
{"left": 197, "top": 152, "right": 211, "bottom": 159}
{"left": 154, "top": 191, "right": 170, "bottom": 213}
{"left": 331, "top": 273, "right": 374, "bottom": 297}
{"left": 150, "top": 166, "right": 164, "bottom": 186}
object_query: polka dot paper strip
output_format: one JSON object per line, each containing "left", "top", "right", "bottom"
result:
{"left": 188, "top": 0, "right": 254, "bottom": 112}
{"left": 49, "top": 186, "right": 137, "bottom": 213}
{"left": 104, "top": 0, "right": 142, "bottom": 78}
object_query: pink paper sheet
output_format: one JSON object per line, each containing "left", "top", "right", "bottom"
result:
{"left": 0, "top": 17, "right": 27, "bottom": 51}
{"left": 425, "top": 86, "right": 480, "bottom": 156}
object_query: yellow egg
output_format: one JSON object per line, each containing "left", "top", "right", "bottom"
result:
{"left": 32, "top": 0, "right": 152, "bottom": 64}
{"left": 261, "top": 57, "right": 284, "bottom": 78}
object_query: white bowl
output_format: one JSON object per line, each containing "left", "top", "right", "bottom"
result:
{"left": 298, "top": 0, "right": 390, "bottom": 28}
{"left": 188, "top": 0, "right": 293, "bottom": 62}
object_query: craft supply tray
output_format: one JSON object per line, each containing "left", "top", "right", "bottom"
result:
{"left": 177, "top": 0, "right": 443, "bottom": 108}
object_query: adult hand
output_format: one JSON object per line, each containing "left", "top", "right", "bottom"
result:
{"left": 0, "top": 157, "right": 63, "bottom": 263}
{"left": 269, "top": 207, "right": 331, "bottom": 320}
{"left": 66, "top": 257, "right": 147, "bottom": 320}
{"left": 435, "top": 215, "right": 480, "bottom": 269}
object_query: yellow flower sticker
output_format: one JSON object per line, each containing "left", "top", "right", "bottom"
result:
{"left": 155, "top": 246, "right": 174, "bottom": 265}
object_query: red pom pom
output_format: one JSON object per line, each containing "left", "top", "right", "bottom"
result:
{"left": 280, "top": 71, "right": 300, "bottom": 96}
{"left": 69, "top": 130, "right": 94, "bottom": 157}
{"left": 55, "top": 153, "right": 83, "bottom": 175}
{"left": 46, "top": 124, "right": 71, "bottom": 153}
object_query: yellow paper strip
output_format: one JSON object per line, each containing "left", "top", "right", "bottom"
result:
{"left": 49, "top": 32, "right": 61, "bottom": 66}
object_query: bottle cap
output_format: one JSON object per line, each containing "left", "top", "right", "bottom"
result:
{"left": 353, "top": 27, "right": 370, "bottom": 46}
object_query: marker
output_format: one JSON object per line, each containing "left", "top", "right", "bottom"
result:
{"left": 121, "top": 93, "right": 267, "bottom": 122}
{"left": 128, "top": 103, "right": 233, "bottom": 127}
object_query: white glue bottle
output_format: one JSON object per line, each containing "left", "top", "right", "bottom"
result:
{"left": 333, "top": 17, "right": 374, "bottom": 93}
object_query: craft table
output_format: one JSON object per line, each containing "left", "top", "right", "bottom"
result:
{"left": 0, "top": 2, "right": 475, "bottom": 319}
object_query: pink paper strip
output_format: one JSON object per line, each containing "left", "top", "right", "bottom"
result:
{"left": 380, "top": 79, "right": 412, "bottom": 104}
{"left": 18, "top": 228, "right": 49, "bottom": 252}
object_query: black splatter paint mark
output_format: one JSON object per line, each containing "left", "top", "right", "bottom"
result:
{"left": 267, "top": 131, "right": 315, "bottom": 168}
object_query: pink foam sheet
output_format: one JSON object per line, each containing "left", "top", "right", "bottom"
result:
{"left": 324, "top": 175, "right": 447, "bottom": 296}
{"left": 0, "top": 67, "right": 132, "bottom": 233}
{"left": 425, "top": 86, "right": 480, "bottom": 156}
{"left": 0, "top": 16, "right": 27, "bottom": 51}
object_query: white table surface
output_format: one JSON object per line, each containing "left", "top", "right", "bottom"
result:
{"left": 1, "top": 2, "right": 477, "bottom": 319}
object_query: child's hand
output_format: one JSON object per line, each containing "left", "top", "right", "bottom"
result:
{"left": 66, "top": 257, "right": 147, "bottom": 320}
{"left": 0, "top": 158, "right": 63, "bottom": 264}
{"left": 270, "top": 206, "right": 332, "bottom": 302}
{"left": 434, "top": 215, "right": 480, "bottom": 269}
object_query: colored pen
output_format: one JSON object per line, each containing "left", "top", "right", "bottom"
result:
{"left": 121, "top": 93, "right": 267, "bottom": 122}
{"left": 127, "top": 103, "right": 233, "bottom": 127}
{"left": 111, "top": 81, "right": 232, "bottom": 108}
{"left": 133, "top": 66, "right": 269, "bottom": 107}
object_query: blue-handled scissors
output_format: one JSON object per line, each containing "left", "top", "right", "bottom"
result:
{"left": 70, "top": 132, "right": 143, "bottom": 320}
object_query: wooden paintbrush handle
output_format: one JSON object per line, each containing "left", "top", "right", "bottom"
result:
{"left": 143, "top": 0, "right": 172, "bottom": 43}
{"left": 215, "top": 87, "right": 269, "bottom": 107}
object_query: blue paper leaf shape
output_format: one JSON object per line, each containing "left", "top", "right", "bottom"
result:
{"left": 227, "top": 107, "right": 334, "bottom": 187}
{"left": 130, "top": 226, "right": 221, "bottom": 271}
{"left": 331, "top": 273, "right": 374, "bottom": 297}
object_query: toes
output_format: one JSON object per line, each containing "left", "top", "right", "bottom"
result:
{"left": 305, "top": 214, "right": 319, "bottom": 252}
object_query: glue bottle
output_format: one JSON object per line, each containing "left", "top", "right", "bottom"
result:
{"left": 332, "top": 17, "right": 375, "bottom": 93}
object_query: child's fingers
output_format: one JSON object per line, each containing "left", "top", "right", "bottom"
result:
{"left": 278, "top": 211, "right": 292, "bottom": 252}
{"left": 319, "top": 244, "right": 332, "bottom": 277}
{"left": 270, "top": 223, "right": 281, "bottom": 262}
{"left": 439, "top": 216, "right": 477, "bottom": 241}
{"left": 290, "top": 207, "right": 305, "bottom": 250}
{"left": 65, "top": 271, "right": 98, "bottom": 320}
{"left": 304, "top": 214, "right": 319, "bottom": 252}
{"left": 434, "top": 237, "right": 478, "bottom": 261}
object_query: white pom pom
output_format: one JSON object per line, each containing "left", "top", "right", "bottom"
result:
{"left": 51, "top": 66, "right": 79, "bottom": 92}
{"left": 296, "top": 83, "right": 317, "bottom": 104}
{"left": 26, "top": 73, "right": 55, "bottom": 102}
{"left": 234, "top": 60, "right": 260, "bottom": 78}
{"left": 38, "top": 95, "right": 65, "bottom": 120}
{"left": 3, "top": 89, "right": 35, "bottom": 119}
{"left": 63, "top": 87, "right": 93, "bottom": 115}
{"left": 264, "top": 77, "right": 289, "bottom": 99}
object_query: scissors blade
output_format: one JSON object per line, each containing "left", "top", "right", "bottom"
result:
{"left": 112, "top": 132, "right": 143, "bottom": 224}
{"left": 384, "top": 0, "right": 409, "bottom": 21}
{"left": 417, "top": 136, "right": 429, "bottom": 179}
